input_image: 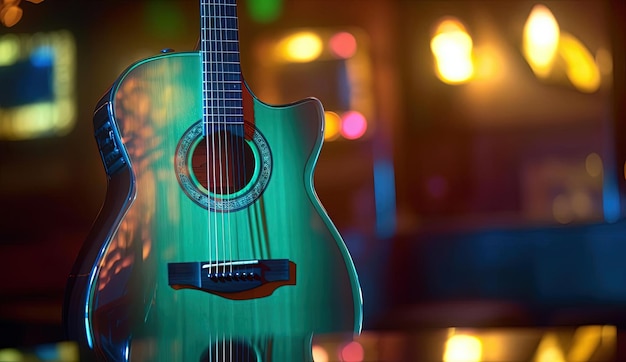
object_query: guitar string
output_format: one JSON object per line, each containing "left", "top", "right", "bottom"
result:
{"left": 203, "top": 1, "right": 217, "bottom": 361}
{"left": 226, "top": 2, "right": 248, "bottom": 360}
{"left": 221, "top": 2, "right": 235, "bottom": 360}
{"left": 216, "top": 1, "right": 229, "bottom": 361}
{"left": 202, "top": 0, "right": 212, "bottom": 275}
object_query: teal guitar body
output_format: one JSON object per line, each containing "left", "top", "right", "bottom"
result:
{"left": 63, "top": 1, "right": 362, "bottom": 361}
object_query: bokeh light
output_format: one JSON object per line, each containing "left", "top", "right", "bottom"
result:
{"left": 340, "top": 341, "right": 364, "bottom": 362}
{"left": 443, "top": 334, "right": 482, "bottom": 362}
{"left": 247, "top": 0, "right": 283, "bottom": 23}
{"left": 585, "top": 153, "right": 603, "bottom": 178}
{"left": 1, "top": 5, "right": 23, "bottom": 27}
{"left": 559, "top": 32, "right": 601, "bottom": 93}
{"left": 340, "top": 111, "right": 367, "bottom": 140}
{"left": 523, "top": 4, "right": 560, "bottom": 78}
{"left": 276, "top": 31, "right": 323, "bottom": 63}
{"left": 534, "top": 333, "right": 566, "bottom": 362}
{"left": 312, "top": 345, "right": 329, "bottom": 362}
{"left": 330, "top": 32, "right": 358, "bottom": 59}
{"left": 0, "top": 34, "right": 19, "bottom": 66}
{"left": 324, "top": 111, "right": 342, "bottom": 141}
{"left": 431, "top": 18, "right": 474, "bottom": 84}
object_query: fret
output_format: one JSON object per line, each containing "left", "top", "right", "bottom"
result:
{"left": 203, "top": 53, "right": 240, "bottom": 63}
{"left": 203, "top": 107, "right": 244, "bottom": 115}
{"left": 203, "top": 99, "right": 243, "bottom": 108}
{"left": 207, "top": 80, "right": 241, "bottom": 86}
{"left": 203, "top": 42, "right": 239, "bottom": 52}
{"left": 201, "top": 17, "right": 238, "bottom": 29}
{"left": 200, "top": 4, "right": 237, "bottom": 18}
{"left": 203, "top": 40, "right": 239, "bottom": 43}
{"left": 204, "top": 74, "right": 240, "bottom": 83}
{"left": 200, "top": 15, "right": 238, "bottom": 21}
{"left": 202, "top": 83, "right": 241, "bottom": 92}
{"left": 205, "top": 71, "right": 241, "bottom": 75}
{"left": 202, "top": 29, "right": 239, "bottom": 40}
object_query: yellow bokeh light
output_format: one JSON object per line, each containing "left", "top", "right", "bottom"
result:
{"left": 431, "top": 18, "right": 474, "bottom": 84}
{"left": 0, "top": 348, "right": 22, "bottom": 362}
{"left": 0, "top": 34, "right": 19, "bottom": 66}
{"left": 559, "top": 32, "right": 601, "bottom": 93}
{"left": 323, "top": 111, "right": 341, "bottom": 141}
{"left": 443, "top": 334, "right": 482, "bottom": 362}
{"left": 523, "top": 4, "right": 560, "bottom": 78}
{"left": 276, "top": 31, "right": 323, "bottom": 63}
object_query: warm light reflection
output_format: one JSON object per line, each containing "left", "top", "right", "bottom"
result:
{"left": 276, "top": 31, "right": 323, "bottom": 63}
{"left": 567, "top": 326, "right": 603, "bottom": 362}
{"left": 534, "top": 333, "right": 566, "bottom": 362}
{"left": 96, "top": 71, "right": 158, "bottom": 294}
{"left": 431, "top": 18, "right": 474, "bottom": 84}
{"left": 323, "top": 111, "right": 341, "bottom": 141}
{"left": 559, "top": 32, "right": 601, "bottom": 93}
{"left": 443, "top": 334, "right": 482, "bottom": 362}
{"left": 523, "top": 4, "right": 560, "bottom": 78}
{"left": 311, "top": 345, "right": 329, "bottom": 362}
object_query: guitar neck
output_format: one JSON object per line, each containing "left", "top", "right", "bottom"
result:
{"left": 200, "top": 0, "right": 244, "bottom": 125}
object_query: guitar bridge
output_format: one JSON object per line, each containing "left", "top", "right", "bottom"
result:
{"left": 167, "top": 259, "right": 295, "bottom": 300}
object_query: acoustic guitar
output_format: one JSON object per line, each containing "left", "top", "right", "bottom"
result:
{"left": 63, "top": 0, "right": 362, "bottom": 360}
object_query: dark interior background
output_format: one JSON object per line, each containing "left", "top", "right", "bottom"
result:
{"left": 0, "top": 0, "right": 625, "bottom": 357}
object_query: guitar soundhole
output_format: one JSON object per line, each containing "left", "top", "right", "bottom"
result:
{"left": 200, "top": 340, "right": 258, "bottom": 362}
{"left": 175, "top": 120, "right": 272, "bottom": 211}
{"left": 191, "top": 131, "right": 256, "bottom": 195}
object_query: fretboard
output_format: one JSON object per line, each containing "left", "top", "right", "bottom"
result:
{"left": 200, "top": 0, "right": 243, "bottom": 125}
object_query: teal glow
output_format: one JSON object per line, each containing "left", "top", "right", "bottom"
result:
{"left": 246, "top": 0, "right": 283, "bottom": 23}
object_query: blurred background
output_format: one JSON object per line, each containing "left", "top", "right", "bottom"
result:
{"left": 0, "top": 0, "right": 624, "bottom": 360}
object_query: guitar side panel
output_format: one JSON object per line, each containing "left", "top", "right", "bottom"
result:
{"left": 65, "top": 52, "right": 362, "bottom": 361}
{"left": 63, "top": 96, "right": 137, "bottom": 360}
